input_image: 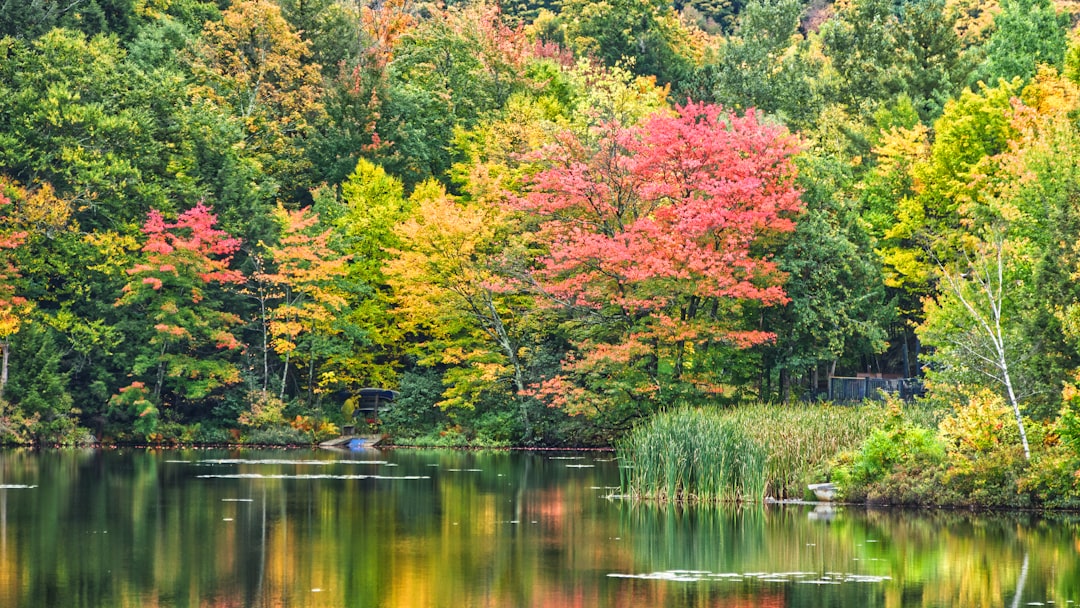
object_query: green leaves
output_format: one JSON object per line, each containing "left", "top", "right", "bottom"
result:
{"left": 973, "top": 0, "right": 1068, "bottom": 85}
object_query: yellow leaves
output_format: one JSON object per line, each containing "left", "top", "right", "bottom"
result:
{"left": 83, "top": 230, "right": 140, "bottom": 277}
{"left": 386, "top": 181, "right": 505, "bottom": 339}
{"left": 564, "top": 60, "right": 670, "bottom": 130}
{"left": 2, "top": 180, "right": 77, "bottom": 235}
{"left": 1056, "top": 303, "right": 1080, "bottom": 341}
{"left": 0, "top": 315, "right": 22, "bottom": 339}
{"left": 384, "top": 176, "right": 525, "bottom": 407}
{"left": 875, "top": 124, "right": 931, "bottom": 179}
{"left": 440, "top": 346, "right": 469, "bottom": 365}
{"left": 237, "top": 390, "right": 288, "bottom": 429}
{"left": 339, "top": 159, "right": 409, "bottom": 240}
{"left": 190, "top": 0, "right": 324, "bottom": 175}
{"left": 946, "top": 0, "right": 998, "bottom": 45}
{"left": 1022, "top": 65, "right": 1080, "bottom": 116}
{"left": 938, "top": 389, "right": 1015, "bottom": 456}
{"left": 879, "top": 246, "right": 931, "bottom": 289}
{"left": 450, "top": 94, "right": 563, "bottom": 204}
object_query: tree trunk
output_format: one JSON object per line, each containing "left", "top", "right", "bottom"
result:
{"left": 260, "top": 287, "right": 269, "bottom": 393}
{"left": 1000, "top": 352, "right": 1030, "bottom": 459}
{"left": 674, "top": 296, "right": 699, "bottom": 381}
{"left": 938, "top": 236, "right": 1030, "bottom": 459}
{"left": 481, "top": 295, "right": 532, "bottom": 441}
{"left": 279, "top": 350, "right": 290, "bottom": 401}
{"left": 901, "top": 330, "right": 910, "bottom": 378}
{"left": 0, "top": 340, "right": 8, "bottom": 399}
{"left": 307, "top": 338, "right": 316, "bottom": 408}
{"left": 154, "top": 342, "right": 167, "bottom": 400}
{"left": 827, "top": 359, "right": 837, "bottom": 401}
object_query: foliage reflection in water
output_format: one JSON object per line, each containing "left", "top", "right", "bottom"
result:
{"left": 0, "top": 449, "right": 1075, "bottom": 607}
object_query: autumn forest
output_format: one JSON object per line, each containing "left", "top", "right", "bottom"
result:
{"left": 0, "top": 0, "right": 1078, "bottom": 452}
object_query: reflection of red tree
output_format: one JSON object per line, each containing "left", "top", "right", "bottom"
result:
{"left": 723, "top": 593, "right": 786, "bottom": 608}
{"left": 529, "top": 487, "right": 567, "bottom": 542}
{"left": 525, "top": 579, "right": 788, "bottom": 608}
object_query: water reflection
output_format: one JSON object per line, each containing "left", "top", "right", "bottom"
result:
{"left": 0, "top": 449, "right": 1073, "bottom": 607}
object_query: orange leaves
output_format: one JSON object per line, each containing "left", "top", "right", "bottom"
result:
{"left": 0, "top": 181, "right": 30, "bottom": 340}
{"left": 257, "top": 205, "right": 349, "bottom": 359}
{"left": 360, "top": 0, "right": 416, "bottom": 69}
{"left": 153, "top": 324, "right": 189, "bottom": 339}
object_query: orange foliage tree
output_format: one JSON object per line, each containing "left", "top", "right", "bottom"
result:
{"left": 0, "top": 188, "right": 28, "bottom": 398}
{"left": 256, "top": 205, "right": 349, "bottom": 404}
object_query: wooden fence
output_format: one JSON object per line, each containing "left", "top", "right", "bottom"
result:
{"left": 828, "top": 377, "right": 924, "bottom": 403}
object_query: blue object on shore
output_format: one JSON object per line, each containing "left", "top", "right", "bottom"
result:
{"left": 348, "top": 438, "right": 374, "bottom": 450}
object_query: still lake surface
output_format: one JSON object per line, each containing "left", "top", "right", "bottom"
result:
{"left": 0, "top": 447, "right": 1076, "bottom": 607}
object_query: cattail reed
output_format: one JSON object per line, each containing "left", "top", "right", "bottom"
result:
{"left": 617, "top": 406, "right": 767, "bottom": 503}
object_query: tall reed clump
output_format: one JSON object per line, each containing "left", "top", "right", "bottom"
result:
{"left": 617, "top": 406, "right": 767, "bottom": 503}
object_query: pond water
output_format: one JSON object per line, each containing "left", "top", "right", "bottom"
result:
{"left": 0, "top": 448, "right": 1076, "bottom": 607}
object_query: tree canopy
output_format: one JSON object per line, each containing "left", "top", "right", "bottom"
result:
{"left": 0, "top": 0, "right": 1078, "bottom": 448}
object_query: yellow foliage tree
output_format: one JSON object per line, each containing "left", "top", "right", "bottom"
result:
{"left": 257, "top": 205, "right": 349, "bottom": 404}
{"left": 386, "top": 180, "right": 535, "bottom": 436}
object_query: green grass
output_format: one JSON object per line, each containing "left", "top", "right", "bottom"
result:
{"left": 618, "top": 402, "right": 892, "bottom": 502}
{"left": 725, "top": 402, "right": 890, "bottom": 499}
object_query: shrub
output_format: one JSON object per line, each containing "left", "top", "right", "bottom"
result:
{"left": 237, "top": 390, "right": 288, "bottom": 430}
{"left": 243, "top": 426, "right": 309, "bottom": 446}
{"left": 31, "top": 415, "right": 93, "bottom": 447}
{"left": 0, "top": 398, "right": 39, "bottom": 445}
{"left": 937, "top": 390, "right": 1034, "bottom": 508}
{"left": 471, "top": 409, "right": 520, "bottom": 447}
{"left": 832, "top": 424, "right": 946, "bottom": 504}
{"left": 831, "top": 399, "right": 947, "bottom": 504}
{"left": 391, "top": 425, "right": 472, "bottom": 448}
{"left": 289, "top": 415, "right": 338, "bottom": 443}
{"left": 191, "top": 424, "right": 234, "bottom": 445}
{"left": 1019, "top": 447, "right": 1080, "bottom": 509}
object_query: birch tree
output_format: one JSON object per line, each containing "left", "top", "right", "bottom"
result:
{"left": 920, "top": 226, "right": 1032, "bottom": 459}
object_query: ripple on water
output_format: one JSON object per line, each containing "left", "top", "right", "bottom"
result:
{"left": 184, "top": 459, "right": 388, "bottom": 466}
{"left": 196, "top": 474, "right": 429, "bottom": 480}
{"left": 607, "top": 570, "right": 892, "bottom": 585}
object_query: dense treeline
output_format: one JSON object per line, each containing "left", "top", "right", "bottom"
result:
{"left": 1, "top": 0, "right": 1080, "bottom": 448}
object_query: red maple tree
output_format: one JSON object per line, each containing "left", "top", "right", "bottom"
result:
{"left": 116, "top": 203, "right": 245, "bottom": 409}
{"left": 521, "top": 102, "right": 802, "bottom": 415}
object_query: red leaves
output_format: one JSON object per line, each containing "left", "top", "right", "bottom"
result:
{"left": 521, "top": 103, "right": 803, "bottom": 411}
{"left": 120, "top": 202, "right": 245, "bottom": 352}
{"left": 134, "top": 203, "right": 245, "bottom": 290}
{"left": 525, "top": 102, "right": 801, "bottom": 320}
